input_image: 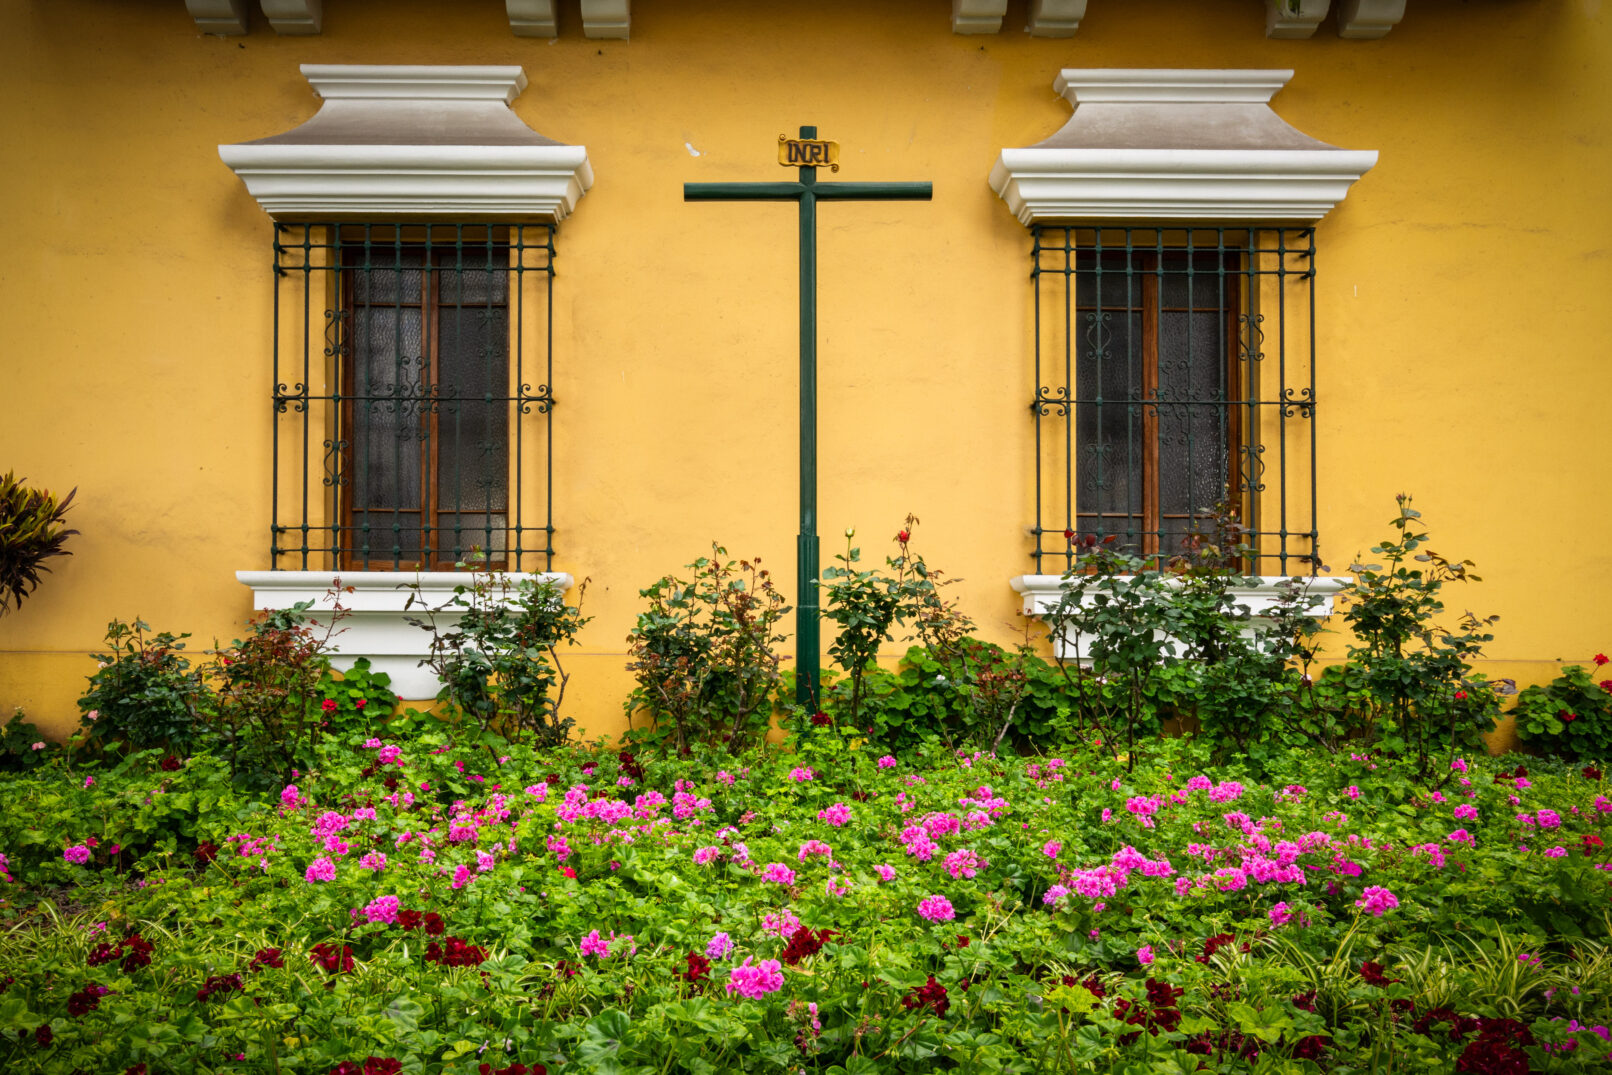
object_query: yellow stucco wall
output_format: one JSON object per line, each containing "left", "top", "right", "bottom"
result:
{"left": 1, "top": 0, "right": 1608, "bottom": 745}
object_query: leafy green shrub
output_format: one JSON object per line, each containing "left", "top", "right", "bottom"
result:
{"left": 76, "top": 619, "right": 206, "bottom": 755}
{"left": 819, "top": 518, "right": 970, "bottom": 731}
{"left": 1334, "top": 497, "right": 1500, "bottom": 775}
{"left": 0, "top": 471, "right": 76, "bottom": 617}
{"left": 0, "top": 709, "right": 58, "bottom": 772}
{"left": 1513, "top": 653, "right": 1612, "bottom": 760}
{"left": 624, "top": 547, "right": 789, "bottom": 755}
{"left": 203, "top": 602, "right": 341, "bottom": 787}
{"left": 418, "top": 572, "right": 590, "bottom": 749}
{"left": 311, "top": 657, "right": 398, "bottom": 741}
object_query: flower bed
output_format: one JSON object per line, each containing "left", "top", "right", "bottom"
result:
{"left": 1, "top": 726, "right": 1609, "bottom": 1073}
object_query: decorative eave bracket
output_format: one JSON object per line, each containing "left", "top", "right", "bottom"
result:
{"left": 988, "top": 69, "right": 1378, "bottom": 226}
{"left": 218, "top": 65, "right": 594, "bottom": 221}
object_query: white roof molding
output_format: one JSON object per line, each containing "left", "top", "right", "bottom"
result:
{"left": 259, "top": 0, "right": 321, "bottom": 34}
{"left": 580, "top": 0, "right": 630, "bottom": 39}
{"left": 1338, "top": 0, "right": 1407, "bottom": 38}
{"left": 187, "top": 0, "right": 248, "bottom": 34}
{"left": 1266, "top": 0, "right": 1330, "bottom": 39}
{"left": 508, "top": 0, "right": 558, "bottom": 37}
{"left": 1028, "top": 0, "right": 1088, "bottom": 37}
{"left": 953, "top": 0, "right": 1007, "bottom": 34}
{"left": 989, "top": 69, "right": 1377, "bottom": 225}
{"left": 219, "top": 65, "right": 594, "bottom": 221}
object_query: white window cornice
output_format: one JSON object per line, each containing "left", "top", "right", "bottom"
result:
{"left": 219, "top": 65, "right": 594, "bottom": 221}
{"left": 989, "top": 69, "right": 1378, "bottom": 226}
{"left": 236, "top": 570, "right": 574, "bottom": 699}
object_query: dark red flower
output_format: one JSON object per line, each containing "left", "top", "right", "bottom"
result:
{"left": 810, "top": 712, "right": 833, "bottom": 727}
{"left": 120, "top": 933, "right": 154, "bottom": 973}
{"left": 897, "top": 530, "right": 910, "bottom": 543}
{"left": 309, "top": 943, "right": 355, "bottom": 974}
{"left": 396, "top": 910, "right": 424, "bottom": 931}
{"left": 779, "top": 927, "right": 836, "bottom": 966}
{"left": 1594, "top": 653, "right": 1609, "bottom": 667}
{"left": 1291, "top": 990, "right": 1318, "bottom": 1012}
{"left": 423, "top": 912, "right": 446, "bottom": 937}
{"left": 87, "top": 941, "right": 121, "bottom": 967}
{"left": 1585, "top": 766, "right": 1603, "bottom": 781}
{"left": 125, "top": 1064, "right": 148, "bottom": 1075}
{"left": 559, "top": 866, "right": 577, "bottom": 879}
{"left": 425, "top": 936, "right": 488, "bottom": 968}
{"left": 902, "top": 974, "right": 949, "bottom": 1017}
{"left": 34, "top": 1024, "right": 52, "bottom": 1047}
{"left": 194, "top": 841, "right": 220, "bottom": 865}
{"left": 1197, "top": 933, "right": 1236, "bottom": 964}
{"left": 159, "top": 755, "right": 182, "bottom": 771}
{"left": 362, "top": 1060, "right": 402, "bottom": 1075}
{"left": 680, "top": 951, "right": 710, "bottom": 984}
{"left": 1292, "top": 1035, "right": 1330, "bottom": 1060}
{"left": 479, "top": 1064, "right": 546, "bottom": 1075}
{"left": 1360, "top": 961, "right": 1397, "bottom": 987}
{"left": 249, "top": 947, "right": 284, "bottom": 971}
{"left": 196, "top": 972, "right": 243, "bottom": 1002}
{"left": 1563, "top": 711, "right": 1578, "bottom": 723}
{"left": 954, "top": 934, "right": 971, "bottom": 949}
{"left": 66, "top": 984, "right": 110, "bottom": 1017}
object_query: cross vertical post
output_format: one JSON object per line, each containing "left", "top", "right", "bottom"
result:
{"left": 685, "top": 125, "right": 931, "bottom": 714}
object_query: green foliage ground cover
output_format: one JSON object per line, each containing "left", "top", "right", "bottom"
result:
{"left": 1, "top": 730, "right": 1609, "bottom": 1074}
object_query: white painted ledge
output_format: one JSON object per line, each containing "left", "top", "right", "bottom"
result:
{"left": 236, "top": 570, "right": 573, "bottom": 699}
{"left": 508, "top": 0, "right": 558, "bottom": 37}
{"left": 259, "top": 0, "right": 321, "bottom": 34}
{"left": 989, "top": 69, "right": 1377, "bottom": 225}
{"left": 219, "top": 65, "right": 594, "bottom": 221}
{"left": 1028, "top": 0, "right": 1088, "bottom": 37}
{"left": 1010, "top": 573, "right": 1348, "bottom": 660}
{"left": 580, "top": 0, "right": 630, "bottom": 38}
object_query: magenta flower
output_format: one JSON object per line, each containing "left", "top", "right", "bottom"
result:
{"left": 1355, "top": 885, "right": 1399, "bottom": 917}
{"left": 1453, "top": 803, "right": 1478, "bottom": 821}
{"left": 63, "top": 845, "right": 91, "bottom": 866}
{"left": 706, "top": 931, "right": 734, "bottom": 959}
{"left": 303, "top": 856, "right": 336, "bottom": 883}
{"left": 917, "top": 895, "right": 956, "bottom": 922}
{"left": 944, "top": 849, "right": 984, "bottom": 879}
{"left": 579, "top": 929, "right": 611, "bottom": 958}
{"left": 362, "top": 895, "right": 399, "bottom": 924}
{"left": 1344, "top": 785, "right": 1361, "bottom": 799}
{"left": 451, "top": 864, "right": 474, "bottom": 889}
{"left": 692, "top": 845, "right": 721, "bottom": 866}
{"left": 817, "top": 803, "right": 852, "bottom": 827}
{"left": 789, "top": 767, "right": 815, "bottom": 783}
{"left": 726, "top": 957, "right": 784, "bottom": 999}
{"left": 1042, "top": 840, "right": 1062, "bottom": 859}
{"left": 1137, "top": 945, "right": 1155, "bottom": 965}
{"left": 280, "top": 785, "right": 302, "bottom": 809}
{"left": 1269, "top": 901, "right": 1294, "bottom": 927}
{"left": 762, "top": 863, "right": 797, "bottom": 885}
{"left": 875, "top": 864, "right": 897, "bottom": 882}
{"left": 877, "top": 756, "right": 897, "bottom": 769}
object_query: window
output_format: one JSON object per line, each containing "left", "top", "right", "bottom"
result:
{"left": 270, "top": 223, "right": 557, "bottom": 572}
{"left": 1030, "top": 226, "right": 1319, "bottom": 574}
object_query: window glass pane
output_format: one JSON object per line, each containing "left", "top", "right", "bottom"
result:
{"left": 350, "top": 509, "right": 423, "bottom": 563}
{"left": 436, "top": 307, "right": 509, "bottom": 515}
{"left": 350, "top": 306, "right": 424, "bottom": 512}
{"left": 350, "top": 247, "right": 424, "bottom": 304}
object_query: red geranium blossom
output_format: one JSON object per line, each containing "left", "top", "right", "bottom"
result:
{"left": 425, "top": 936, "right": 488, "bottom": 968}
{"left": 902, "top": 975, "right": 950, "bottom": 1017}
{"left": 779, "top": 927, "right": 836, "bottom": 966}
{"left": 309, "top": 942, "right": 355, "bottom": 974}
{"left": 680, "top": 951, "right": 710, "bottom": 984}
{"left": 249, "top": 947, "right": 284, "bottom": 971}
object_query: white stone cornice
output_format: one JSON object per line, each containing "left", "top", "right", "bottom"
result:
{"left": 508, "top": 0, "right": 559, "bottom": 37}
{"left": 259, "top": 0, "right": 321, "bottom": 34}
{"left": 580, "top": 0, "right": 630, "bottom": 39}
{"left": 953, "top": 0, "right": 1007, "bottom": 34}
{"left": 1266, "top": 0, "right": 1330, "bottom": 38}
{"left": 187, "top": 0, "right": 248, "bottom": 34}
{"left": 1338, "top": 0, "right": 1407, "bottom": 38}
{"left": 1028, "top": 0, "right": 1088, "bottom": 37}
{"left": 219, "top": 65, "right": 594, "bottom": 222}
{"left": 303, "top": 64, "right": 529, "bottom": 103}
{"left": 990, "top": 69, "right": 1378, "bottom": 225}
{"left": 237, "top": 570, "right": 574, "bottom": 698}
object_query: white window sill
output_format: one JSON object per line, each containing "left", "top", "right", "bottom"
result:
{"left": 1009, "top": 573, "right": 1348, "bottom": 661}
{"left": 235, "top": 570, "right": 574, "bottom": 699}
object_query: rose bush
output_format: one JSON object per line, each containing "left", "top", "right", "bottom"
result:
{"left": 0, "top": 722, "right": 1609, "bottom": 1074}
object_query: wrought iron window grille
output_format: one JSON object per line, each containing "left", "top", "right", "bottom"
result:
{"left": 1029, "top": 226, "right": 1319, "bottom": 576}
{"left": 269, "top": 223, "right": 556, "bottom": 572}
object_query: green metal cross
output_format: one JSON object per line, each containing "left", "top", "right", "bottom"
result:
{"left": 685, "top": 125, "right": 932, "bottom": 712}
